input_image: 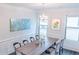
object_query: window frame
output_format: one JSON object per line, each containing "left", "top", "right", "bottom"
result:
{"left": 39, "top": 18, "right": 48, "bottom": 36}
{"left": 66, "top": 16, "right": 79, "bottom": 41}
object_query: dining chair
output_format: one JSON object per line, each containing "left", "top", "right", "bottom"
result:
{"left": 13, "top": 42, "right": 21, "bottom": 55}
{"left": 51, "top": 39, "right": 64, "bottom": 55}
{"left": 30, "top": 37, "right": 35, "bottom": 42}
{"left": 45, "top": 42, "right": 57, "bottom": 55}
{"left": 23, "top": 40, "right": 28, "bottom": 45}
{"left": 59, "top": 39, "right": 64, "bottom": 54}
{"left": 35, "top": 35, "right": 40, "bottom": 40}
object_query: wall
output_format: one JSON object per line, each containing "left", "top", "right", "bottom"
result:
{"left": 38, "top": 8, "right": 79, "bottom": 52}
{"left": 38, "top": 8, "right": 79, "bottom": 39}
{"left": 0, "top": 4, "right": 38, "bottom": 54}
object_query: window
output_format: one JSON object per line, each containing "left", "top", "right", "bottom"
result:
{"left": 66, "top": 17, "right": 79, "bottom": 41}
{"left": 39, "top": 15, "right": 48, "bottom": 37}
{"left": 67, "top": 17, "right": 79, "bottom": 27}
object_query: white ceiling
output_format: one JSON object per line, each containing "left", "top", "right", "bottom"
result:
{"left": 6, "top": 3, "right": 79, "bottom": 10}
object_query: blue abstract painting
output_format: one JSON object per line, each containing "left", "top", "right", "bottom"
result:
{"left": 10, "top": 18, "right": 31, "bottom": 32}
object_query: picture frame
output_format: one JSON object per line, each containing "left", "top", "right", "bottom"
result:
{"left": 10, "top": 18, "right": 31, "bottom": 32}
{"left": 51, "top": 18, "right": 61, "bottom": 30}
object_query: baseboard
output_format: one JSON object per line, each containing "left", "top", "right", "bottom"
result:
{"left": 9, "top": 52, "right": 16, "bottom": 55}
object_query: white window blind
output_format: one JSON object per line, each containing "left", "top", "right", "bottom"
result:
{"left": 66, "top": 17, "right": 79, "bottom": 41}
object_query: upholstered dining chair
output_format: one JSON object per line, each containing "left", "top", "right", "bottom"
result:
{"left": 13, "top": 42, "right": 21, "bottom": 55}
{"left": 23, "top": 40, "right": 28, "bottom": 45}
{"left": 35, "top": 35, "right": 40, "bottom": 40}
{"left": 59, "top": 39, "right": 64, "bottom": 54}
{"left": 50, "top": 39, "right": 64, "bottom": 55}
{"left": 45, "top": 42, "right": 57, "bottom": 55}
{"left": 30, "top": 37, "right": 35, "bottom": 42}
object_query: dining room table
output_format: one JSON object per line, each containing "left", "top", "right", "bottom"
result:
{"left": 16, "top": 37, "right": 60, "bottom": 55}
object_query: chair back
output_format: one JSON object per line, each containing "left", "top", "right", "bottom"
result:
{"left": 13, "top": 42, "right": 21, "bottom": 49}
{"left": 35, "top": 35, "right": 40, "bottom": 40}
{"left": 30, "top": 37, "right": 35, "bottom": 42}
{"left": 23, "top": 40, "right": 28, "bottom": 45}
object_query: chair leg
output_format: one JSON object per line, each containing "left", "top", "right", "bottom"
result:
{"left": 59, "top": 48, "right": 61, "bottom": 55}
{"left": 61, "top": 48, "right": 63, "bottom": 53}
{"left": 59, "top": 47, "right": 63, "bottom": 55}
{"left": 15, "top": 51, "right": 16, "bottom": 55}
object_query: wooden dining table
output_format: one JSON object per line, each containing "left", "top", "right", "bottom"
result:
{"left": 16, "top": 37, "right": 59, "bottom": 55}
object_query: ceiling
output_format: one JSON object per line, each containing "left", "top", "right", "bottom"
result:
{"left": 6, "top": 3, "right": 79, "bottom": 10}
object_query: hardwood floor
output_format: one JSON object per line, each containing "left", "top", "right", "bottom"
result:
{"left": 61, "top": 49, "right": 79, "bottom": 55}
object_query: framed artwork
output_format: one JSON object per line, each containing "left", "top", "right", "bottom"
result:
{"left": 10, "top": 18, "right": 31, "bottom": 32}
{"left": 51, "top": 18, "right": 61, "bottom": 30}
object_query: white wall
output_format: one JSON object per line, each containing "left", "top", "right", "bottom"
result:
{"left": 38, "top": 8, "right": 79, "bottom": 39}
{"left": 38, "top": 8, "right": 79, "bottom": 52}
{"left": 0, "top": 4, "right": 38, "bottom": 54}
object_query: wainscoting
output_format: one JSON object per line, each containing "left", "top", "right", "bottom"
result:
{"left": 0, "top": 33, "right": 35, "bottom": 55}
